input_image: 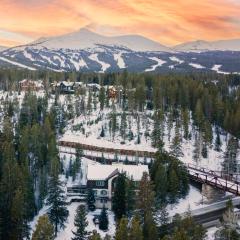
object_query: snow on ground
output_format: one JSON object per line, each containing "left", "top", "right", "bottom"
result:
{"left": 60, "top": 105, "right": 227, "bottom": 171}
{"left": 40, "top": 54, "right": 58, "bottom": 66}
{"left": 169, "top": 56, "right": 184, "bottom": 64}
{"left": 211, "top": 64, "right": 229, "bottom": 75}
{"left": 23, "top": 50, "right": 35, "bottom": 61}
{"left": 70, "top": 57, "right": 88, "bottom": 71}
{"left": 53, "top": 55, "right": 66, "bottom": 68}
{"left": 189, "top": 63, "right": 206, "bottom": 69}
{"left": 145, "top": 57, "right": 166, "bottom": 71}
{"left": 168, "top": 185, "right": 206, "bottom": 217}
{"left": 56, "top": 203, "right": 115, "bottom": 240}
{"left": 0, "top": 56, "right": 36, "bottom": 70}
{"left": 207, "top": 227, "right": 218, "bottom": 240}
{"left": 113, "top": 52, "right": 126, "bottom": 69}
{"left": 88, "top": 53, "right": 110, "bottom": 72}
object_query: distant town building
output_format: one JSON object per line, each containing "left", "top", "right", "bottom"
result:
{"left": 86, "top": 83, "right": 101, "bottom": 92}
{"left": 19, "top": 79, "right": 44, "bottom": 91}
{"left": 107, "top": 86, "right": 118, "bottom": 99}
{"left": 52, "top": 81, "right": 75, "bottom": 94}
{"left": 86, "top": 163, "right": 148, "bottom": 208}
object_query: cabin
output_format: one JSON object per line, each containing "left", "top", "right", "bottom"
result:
{"left": 86, "top": 83, "right": 101, "bottom": 92}
{"left": 86, "top": 163, "right": 148, "bottom": 209}
{"left": 19, "top": 79, "right": 44, "bottom": 91}
{"left": 52, "top": 81, "right": 75, "bottom": 94}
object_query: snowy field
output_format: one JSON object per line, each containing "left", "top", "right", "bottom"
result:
{"left": 60, "top": 102, "right": 230, "bottom": 171}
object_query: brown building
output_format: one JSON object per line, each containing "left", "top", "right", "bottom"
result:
{"left": 19, "top": 79, "right": 44, "bottom": 91}
{"left": 107, "top": 86, "right": 118, "bottom": 99}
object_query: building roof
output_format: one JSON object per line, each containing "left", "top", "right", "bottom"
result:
{"left": 56, "top": 81, "right": 75, "bottom": 87}
{"left": 87, "top": 163, "right": 148, "bottom": 181}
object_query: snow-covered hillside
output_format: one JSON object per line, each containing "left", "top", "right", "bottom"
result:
{"left": 57, "top": 93, "right": 237, "bottom": 171}
{"left": 1, "top": 29, "right": 240, "bottom": 73}
{"left": 174, "top": 39, "right": 240, "bottom": 52}
{"left": 29, "top": 28, "right": 170, "bottom": 52}
{"left": 1, "top": 46, "right": 240, "bottom": 73}
{"left": 0, "top": 46, "right": 6, "bottom": 52}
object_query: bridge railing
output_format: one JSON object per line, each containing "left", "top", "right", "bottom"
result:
{"left": 188, "top": 166, "right": 240, "bottom": 195}
{"left": 187, "top": 163, "right": 240, "bottom": 183}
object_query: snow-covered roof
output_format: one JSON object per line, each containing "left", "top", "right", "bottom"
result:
{"left": 75, "top": 81, "right": 84, "bottom": 86}
{"left": 56, "top": 81, "right": 75, "bottom": 87}
{"left": 87, "top": 163, "right": 148, "bottom": 181}
{"left": 87, "top": 83, "right": 100, "bottom": 90}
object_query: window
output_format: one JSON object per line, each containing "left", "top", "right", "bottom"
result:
{"left": 100, "top": 190, "right": 108, "bottom": 196}
{"left": 100, "top": 199, "right": 108, "bottom": 203}
{"left": 96, "top": 181, "right": 105, "bottom": 187}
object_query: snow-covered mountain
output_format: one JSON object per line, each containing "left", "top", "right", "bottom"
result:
{"left": 30, "top": 28, "right": 170, "bottom": 52}
{"left": 0, "top": 29, "right": 240, "bottom": 73}
{"left": 0, "top": 46, "right": 7, "bottom": 52}
{"left": 174, "top": 39, "right": 240, "bottom": 52}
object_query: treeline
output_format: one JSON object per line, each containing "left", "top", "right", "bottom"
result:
{"left": 1, "top": 69, "right": 239, "bottom": 138}
{"left": 0, "top": 92, "right": 63, "bottom": 239}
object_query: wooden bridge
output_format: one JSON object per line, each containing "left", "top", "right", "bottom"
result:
{"left": 187, "top": 164, "right": 240, "bottom": 195}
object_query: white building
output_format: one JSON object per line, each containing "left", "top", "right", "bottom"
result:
{"left": 86, "top": 163, "right": 149, "bottom": 209}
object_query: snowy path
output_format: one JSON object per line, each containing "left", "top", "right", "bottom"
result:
{"left": 145, "top": 57, "right": 166, "bottom": 71}
{"left": 113, "top": 52, "right": 126, "bottom": 68}
{"left": 0, "top": 56, "right": 36, "bottom": 70}
{"left": 89, "top": 53, "right": 110, "bottom": 72}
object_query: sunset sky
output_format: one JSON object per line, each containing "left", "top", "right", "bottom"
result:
{"left": 1, "top": 0, "right": 240, "bottom": 47}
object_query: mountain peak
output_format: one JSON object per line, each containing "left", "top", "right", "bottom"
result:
{"left": 25, "top": 28, "right": 170, "bottom": 52}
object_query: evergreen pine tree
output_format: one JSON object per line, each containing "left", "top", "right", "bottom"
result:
{"left": 223, "top": 137, "right": 239, "bottom": 174}
{"left": 10, "top": 188, "right": 30, "bottom": 240}
{"left": 87, "top": 90, "right": 92, "bottom": 114}
{"left": 168, "top": 168, "right": 179, "bottom": 203}
{"left": 136, "top": 172, "right": 157, "bottom": 240}
{"left": 100, "top": 126, "right": 105, "bottom": 138}
{"left": 72, "top": 205, "right": 89, "bottom": 240}
{"left": 99, "top": 86, "right": 105, "bottom": 111}
{"left": 120, "top": 111, "right": 127, "bottom": 141}
{"left": 214, "top": 127, "right": 222, "bottom": 152}
{"left": 112, "top": 174, "right": 126, "bottom": 220}
{"left": 125, "top": 178, "right": 136, "bottom": 217}
{"left": 170, "top": 120, "right": 183, "bottom": 158}
{"left": 32, "top": 214, "right": 54, "bottom": 240}
{"left": 87, "top": 189, "right": 96, "bottom": 211}
{"left": 99, "top": 207, "right": 109, "bottom": 231}
{"left": 129, "top": 216, "right": 143, "bottom": 240}
{"left": 115, "top": 217, "right": 128, "bottom": 240}
{"left": 47, "top": 158, "right": 69, "bottom": 236}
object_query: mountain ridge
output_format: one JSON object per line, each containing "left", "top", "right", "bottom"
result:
{"left": 0, "top": 28, "right": 240, "bottom": 73}
{"left": 27, "top": 28, "right": 170, "bottom": 52}
{"left": 1, "top": 28, "right": 240, "bottom": 52}
{"left": 174, "top": 39, "right": 240, "bottom": 52}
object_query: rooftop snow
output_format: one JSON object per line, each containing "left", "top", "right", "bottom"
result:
{"left": 87, "top": 163, "right": 148, "bottom": 181}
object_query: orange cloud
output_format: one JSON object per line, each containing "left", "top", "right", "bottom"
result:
{"left": 0, "top": 0, "right": 240, "bottom": 47}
